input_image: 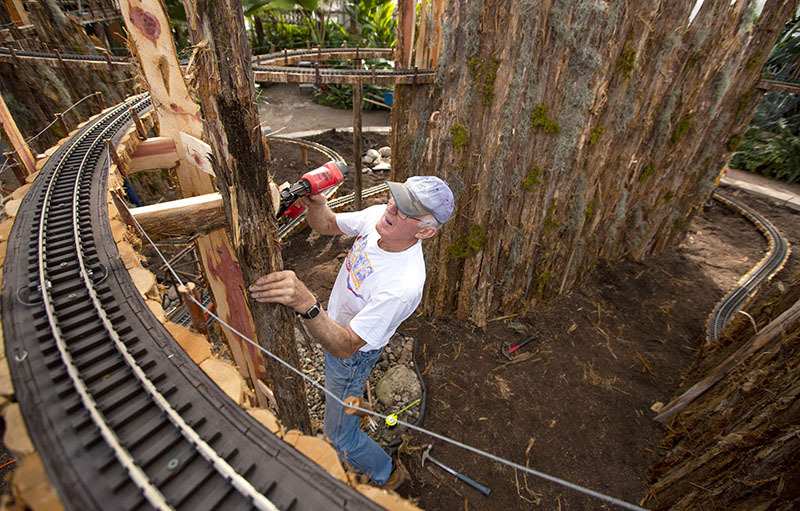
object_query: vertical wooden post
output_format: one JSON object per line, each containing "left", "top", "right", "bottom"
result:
{"left": 118, "top": 0, "right": 271, "bottom": 412}
{"left": 0, "top": 93, "right": 36, "bottom": 176}
{"left": 300, "top": 147, "right": 308, "bottom": 165}
{"left": 353, "top": 79, "right": 363, "bottom": 211}
{"left": 95, "top": 90, "right": 105, "bottom": 110}
{"left": 129, "top": 106, "right": 147, "bottom": 139}
{"left": 179, "top": 282, "right": 209, "bottom": 336}
{"left": 55, "top": 113, "right": 68, "bottom": 134}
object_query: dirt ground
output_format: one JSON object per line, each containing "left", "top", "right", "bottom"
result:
{"left": 267, "top": 128, "right": 800, "bottom": 510}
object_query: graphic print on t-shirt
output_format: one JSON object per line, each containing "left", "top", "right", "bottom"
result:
{"left": 344, "top": 235, "right": 373, "bottom": 299}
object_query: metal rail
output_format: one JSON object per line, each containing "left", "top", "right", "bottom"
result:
{"left": 0, "top": 46, "right": 434, "bottom": 83}
{"left": 1, "top": 95, "right": 382, "bottom": 510}
{"left": 706, "top": 191, "right": 791, "bottom": 342}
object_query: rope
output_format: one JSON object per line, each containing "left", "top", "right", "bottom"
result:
{"left": 118, "top": 197, "right": 648, "bottom": 511}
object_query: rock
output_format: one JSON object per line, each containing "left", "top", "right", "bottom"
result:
{"left": 366, "top": 149, "right": 381, "bottom": 160}
{"left": 167, "top": 285, "right": 178, "bottom": 301}
{"left": 362, "top": 155, "right": 375, "bottom": 165}
{"left": 372, "top": 162, "right": 391, "bottom": 171}
{"left": 375, "top": 365, "right": 421, "bottom": 408}
{"left": 378, "top": 146, "right": 391, "bottom": 158}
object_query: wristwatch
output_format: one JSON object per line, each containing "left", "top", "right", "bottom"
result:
{"left": 297, "top": 301, "right": 322, "bottom": 320}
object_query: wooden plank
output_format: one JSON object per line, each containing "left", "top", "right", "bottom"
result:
{"left": 127, "top": 136, "right": 179, "bottom": 173}
{"left": 5, "top": 0, "right": 30, "bottom": 26}
{"left": 129, "top": 192, "right": 226, "bottom": 240}
{"left": 0, "top": 93, "right": 36, "bottom": 176}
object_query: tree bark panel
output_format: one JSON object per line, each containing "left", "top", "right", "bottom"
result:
{"left": 646, "top": 275, "right": 800, "bottom": 510}
{"left": 396, "top": 0, "right": 796, "bottom": 326}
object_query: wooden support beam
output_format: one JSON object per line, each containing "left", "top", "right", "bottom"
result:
{"left": 0, "top": 93, "right": 36, "bottom": 177}
{"left": 119, "top": 0, "right": 270, "bottom": 410}
{"left": 128, "top": 136, "right": 179, "bottom": 173}
{"left": 129, "top": 193, "right": 226, "bottom": 240}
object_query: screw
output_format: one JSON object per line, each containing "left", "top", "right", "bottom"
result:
{"left": 167, "top": 458, "right": 179, "bottom": 470}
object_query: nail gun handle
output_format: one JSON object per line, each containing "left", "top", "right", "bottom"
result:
{"left": 456, "top": 472, "right": 491, "bottom": 496}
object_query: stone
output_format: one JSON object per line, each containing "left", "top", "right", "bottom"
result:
{"left": 378, "top": 146, "right": 391, "bottom": 158}
{"left": 375, "top": 364, "right": 421, "bottom": 408}
{"left": 366, "top": 149, "right": 380, "bottom": 160}
{"left": 362, "top": 155, "right": 375, "bottom": 165}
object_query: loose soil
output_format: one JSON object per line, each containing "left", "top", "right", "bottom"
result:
{"left": 268, "top": 130, "right": 800, "bottom": 510}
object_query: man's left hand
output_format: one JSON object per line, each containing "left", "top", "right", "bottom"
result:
{"left": 249, "top": 270, "right": 316, "bottom": 314}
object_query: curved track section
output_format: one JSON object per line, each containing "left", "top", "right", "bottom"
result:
{"left": 706, "top": 191, "right": 791, "bottom": 342}
{"left": 1, "top": 97, "right": 381, "bottom": 511}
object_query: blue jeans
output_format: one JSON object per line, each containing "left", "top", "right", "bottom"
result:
{"left": 323, "top": 348, "right": 392, "bottom": 484}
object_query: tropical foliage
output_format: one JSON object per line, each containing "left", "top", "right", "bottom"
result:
{"left": 731, "top": 17, "right": 800, "bottom": 183}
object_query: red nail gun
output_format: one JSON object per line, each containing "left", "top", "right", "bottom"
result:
{"left": 277, "top": 161, "right": 349, "bottom": 218}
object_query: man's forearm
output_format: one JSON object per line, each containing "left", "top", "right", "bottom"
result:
{"left": 305, "top": 201, "right": 341, "bottom": 235}
{"left": 301, "top": 310, "right": 365, "bottom": 359}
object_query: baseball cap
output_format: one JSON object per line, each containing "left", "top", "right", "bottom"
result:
{"left": 387, "top": 176, "right": 455, "bottom": 224}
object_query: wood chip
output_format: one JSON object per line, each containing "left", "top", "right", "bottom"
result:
{"left": 4, "top": 199, "right": 21, "bottom": 218}
{"left": 165, "top": 322, "right": 210, "bottom": 363}
{"left": 12, "top": 453, "right": 65, "bottom": 511}
{"left": 128, "top": 267, "right": 156, "bottom": 297}
{"left": 4, "top": 404, "right": 34, "bottom": 456}
{"left": 199, "top": 358, "right": 241, "bottom": 402}
{"left": 0, "top": 220, "right": 13, "bottom": 242}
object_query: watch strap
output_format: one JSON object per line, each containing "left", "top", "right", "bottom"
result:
{"left": 297, "top": 300, "right": 321, "bottom": 319}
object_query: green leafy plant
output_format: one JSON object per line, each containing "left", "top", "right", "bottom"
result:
{"left": 731, "top": 127, "right": 800, "bottom": 183}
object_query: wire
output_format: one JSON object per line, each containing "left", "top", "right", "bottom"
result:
{"left": 118, "top": 196, "right": 648, "bottom": 511}
{"left": 1, "top": 92, "right": 103, "bottom": 177}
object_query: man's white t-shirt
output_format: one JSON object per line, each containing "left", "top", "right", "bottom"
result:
{"left": 327, "top": 205, "right": 425, "bottom": 352}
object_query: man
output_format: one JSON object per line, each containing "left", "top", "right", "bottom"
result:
{"left": 249, "top": 176, "right": 454, "bottom": 490}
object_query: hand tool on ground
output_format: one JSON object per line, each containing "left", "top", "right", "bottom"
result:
{"left": 501, "top": 335, "right": 536, "bottom": 361}
{"left": 421, "top": 444, "right": 491, "bottom": 496}
{"left": 385, "top": 398, "right": 420, "bottom": 428}
{"left": 277, "top": 160, "right": 349, "bottom": 218}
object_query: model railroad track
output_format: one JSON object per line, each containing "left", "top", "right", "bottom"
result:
{"left": 0, "top": 46, "right": 434, "bottom": 84}
{"left": 1, "top": 95, "right": 381, "bottom": 510}
{"left": 706, "top": 191, "right": 791, "bottom": 342}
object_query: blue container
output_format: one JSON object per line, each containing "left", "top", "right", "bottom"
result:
{"left": 384, "top": 92, "right": 394, "bottom": 107}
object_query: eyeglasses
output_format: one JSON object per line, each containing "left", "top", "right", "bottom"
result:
{"left": 387, "top": 198, "right": 423, "bottom": 222}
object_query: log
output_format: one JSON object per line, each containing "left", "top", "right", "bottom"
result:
{"left": 129, "top": 193, "right": 226, "bottom": 240}
{"left": 185, "top": 0, "right": 311, "bottom": 432}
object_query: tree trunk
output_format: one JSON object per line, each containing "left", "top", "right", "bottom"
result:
{"left": 393, "top": 0, "right": 796, "bottom": 328}
{"left": 185, "top": 0, "right": 311, "bottom": 432}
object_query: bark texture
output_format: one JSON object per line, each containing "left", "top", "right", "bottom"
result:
{"left": 393, "top": 0, "right": 796, "bottom": 327}
{"left": 646, "top": 274, "right": 800, "bottom": 510}
{"left": 185, "top": 0, "right": 311, "bottom": 432}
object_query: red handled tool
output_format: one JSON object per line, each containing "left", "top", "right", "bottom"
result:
{"left": 501, "top": 335, "right": 536, "bottom": 361}
{"left": 277, "top": 160, "right": 349, "bottom": 218}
